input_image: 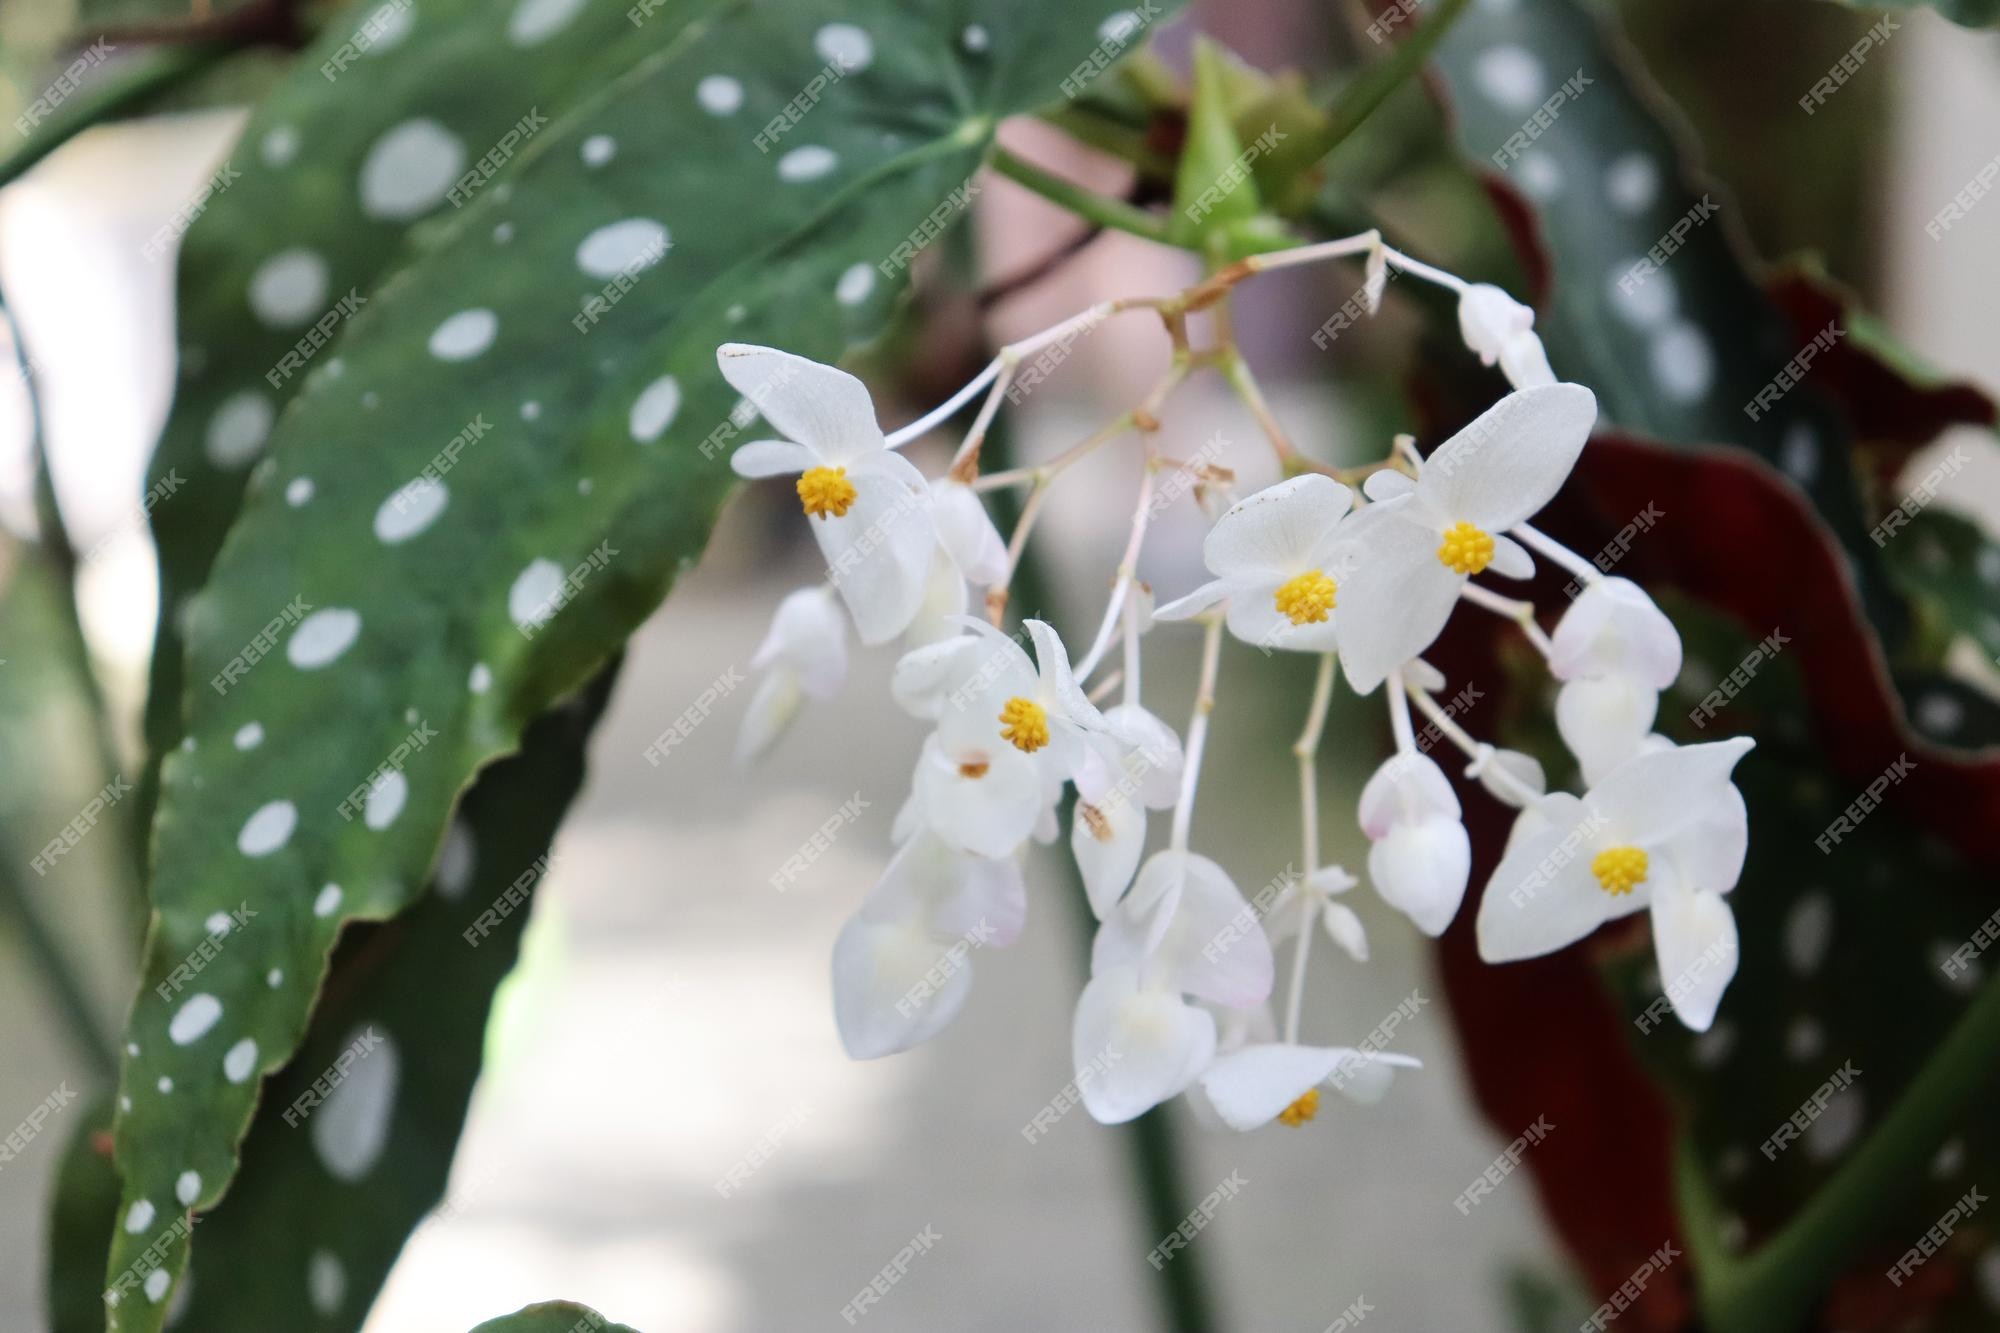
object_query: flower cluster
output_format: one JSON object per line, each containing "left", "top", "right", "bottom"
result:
{"left": 719, "top": 232, "right": 1754, "bottom": 1132}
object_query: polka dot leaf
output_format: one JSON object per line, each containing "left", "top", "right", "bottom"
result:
{"left": 103, "top": 0, "right": 1179, "bottom": 1327}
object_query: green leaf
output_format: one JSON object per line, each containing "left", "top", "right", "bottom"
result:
{"left": 469, "top": 1302, "right": 641, "bottom": 1333}
{"left": 1168, "top": 38, "right": 1263, "bottom": 248}
{"left": 104, "top": 1, "right": 1173, "bottom": 1326}
{"left": 47, "top": 1094, "right": 120, "bottom": 1333}
{"left": 1883, "top": 509, "right": 2000, "bottom": 667}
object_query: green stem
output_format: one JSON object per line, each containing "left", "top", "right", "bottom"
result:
{"left": 0, "top": 854, "right": 117, "bottom": 1084}
{"left": 1689, "top": 966, "right": 2000, "bottom": 1333}
{"left": 0, "top": 43, "right": 227, "bottom": 192}
{"left": 989, "top": 145, "right": 1177, "bottom": 246}
{"left": 1301, "top": 0, "right": 1475, "bottom": 165}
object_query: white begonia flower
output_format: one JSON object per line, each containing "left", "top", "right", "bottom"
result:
{"left": 1457, "top": 283, "right": 1556, "bottom": 389}
{"left": 1071, "top": 704, "right": 1186, "bottom": 917}
{"left": 832, "top": 829, "right": 1026, "bottom": 1059}
{"left": 1336, "top": 384, "right": 1598, "bottom": 694}
{"left": 1358, "top": 752, "right": 1472, "bottom": 937}
{"left": 936, "top": 617, "right": 1109, "bottom": 786}
{"left": 1467, "top": 744, "right": 1547, "bottom": 810}
{"left": 1154, "top": 474, "right": 1358, "bottom": 654}
{"left": 1198, "top": 1042, "right": 1421, "bottom": 1131}
{"left": 1476, "top": 737, "right": 1755, "bottom": 1031}
{"left": 1073, "top": 850, "right": 1276, "bottom": 1124}
{"left": 1264, "top": 865, "right": 1369, "bottom": 962}
{"left": 911, "top": 732, "right": 1043, "bottom": 859}
{"left": 720, "top": 344, "right": 934, "bottom": 645}
{"left": 1550, "top": 577, "right": 1684, "bottom": 782}
{"left": 905, "top": 479, "right": 1009, "bottom": 647}
{"left": 737, "top": 586, "right": 848, "bottom": 763}
{"left": 1556, "top": 676, "right": 1660, "bottom": 786}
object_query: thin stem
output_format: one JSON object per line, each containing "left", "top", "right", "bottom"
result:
{"left": 1074, "top": 459, "right": 1157, "bottom": 682}
{"left": 989, "top": 145, "right": 1175, "bottom": 245}
{"left": 1219, "top": 351, "right": 1309, "bottom": 473}
{"left": 1458, "top": 583, "right": 1554, "bottom": 658}
{"left": 1242, "top": 231, "right": 1380, "bottom": 275}
{"left": 1386, "top": 666, "right": 1417, "bottom": 754}
{"left": 1381, "top": 244, "right": 1472, "bottom": 296}
{"left": 1695, "top": 968, "right": 2000, "bottom": 1333}
{"left": 1168, "top": 617, "right": 1225, "bottom": 853}
{"left": 1284, "top": 653, "right": 1337, "bottom": 1044}
{"left": 1306, "top": 0, "right": 1476, "bottom": 166}
{"left": 1406, "top": 681, "right": 1538, "bottom": 806}
{"left": 884, "top": 358, "right": 999, "bottom": 449}
{"left": 1513, "top": 522, "right": 1600, "bottom": 584}
{"left": 1122, "top": 592, "right": 1142, "bottom": 707}
{"left": 990, "top": 481, "right": 1053, "bottom": 624}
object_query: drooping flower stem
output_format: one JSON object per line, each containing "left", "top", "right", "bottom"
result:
{"left": 988, "top": 145, "right": 1176, "bottom": 245}
{"left": 1168, "top": 616, "right": 1227, "bottom": 854}
{"left": 1283, "top": 652, "right": 1338, "bottom": 1043}
{"left": 1687, "top": 966, "right": 2000, "bottom": 1333}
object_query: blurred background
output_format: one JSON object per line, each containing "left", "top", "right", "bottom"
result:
{"left": 3, "top": 0, "right": 1999, "bottom": 1329}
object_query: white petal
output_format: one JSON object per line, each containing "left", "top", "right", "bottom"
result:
{"left": 1474, "top": 747, "right": 1546, "bottom": 808}
{"left": 1306, "top": 864, "right": 1359, "bottom": 896}
{"left": 1477, "top": 792, "right": 1620, "bottom": 961}
{"left": 717, "top": 343, "right": 884, "bottom": 461}
{"left": 1549, "top": 578, "right": 1682, "bottom": 688}
{"left": 1153, "top": 578, "right": 1231, "bottom": 622}
{"left": 1662, "top": 783, "right": 1749, "bottom": 895}
{"left": 1026, "top": 618, "right": 1105, "bottom": 732}
{"left": 1102, "top": 703, "right": 1185, "bottom": 810}
{"left": 1498, "top": 330, "right": 1557, "bottom": 389}
{"left": 809, "top": 471, "right": 935, "bottom": 645}
{"left": 1321, "top": 902, "right": 1369, "bottom": 961}
{"left": 735, "top": 670, "right": 803, "bottom": 764}
{"left": 1334, "top": 502, "right": 1462, "bottom": 694}
{"left": 903, "top": 550, "right": 969, "bottom": 649}
{"left": 1072, "top": 790, "right": 1146, "bottom": 918}
{"left": 1403, "top": 657, "right": 1447, "bottom": 693}
{"left": 1484, "top": 532, "right": 1534, "bottom": 580}
{"left": 913, "top": 736, "right": 1041, "bottom": 858}
{"left": 1160, "top": 853, "right": 1275, "bottom": 1008}
{"left": 1456, "top": 284, "right": 1536, "bottom": 364}
{"left": 1223, "top": 579, "right": 1340, "bottom": 655}
{"left": 1358, "top": 751, "right": 1461, "bottom": 837}
{"left": 1323, "top": 1048, "right": 1421, "bottom": 1105}
{"left": 832, "top": 912, "right": 975, "bottom": 1059}
{"left": 1418, "top": 383, "right": 1597, "bottom": 531}
{"left": 1199, "top": 1042, "right": 1346, "bottom": 1130}
{"left": 751, "top": 586, "right": 847, "bottom": 697}
{"left": 1557, "top": 676, "right": 1658, "bottom": 786}
{"left": 930, "top": 479, "right": 1007, "bottom": 585}
{"left": 729, "top": 439, "right": 817, "bottom": 479}
{"left": 891, "top": 636, "right": 976, "bottom": 721}
{"left": 1368, "top": 815, "right": 1470, "bottom": 937}
{"left": 1585, "top": 737, "right": 1755, "bottom": 850}
{"left": 1202, "top": 474, "right": 1354, "bottom": 581}
{"left": 1363, "top": 469, "right": 1416, "bottom": 503}
{"left": 1073, "top": 969, "right": 1217, "bottom": 1124}
{"left": 1650, "top": 874, "right": 1738, "bottom": 1033}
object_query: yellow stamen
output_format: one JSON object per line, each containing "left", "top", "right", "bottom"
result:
{"left": 1277, "top": 1087, "right": 1320, "bottom": 1127}
{"left": 1591, "top": 845, "right": 1649, "bottom": 896}
{"left": 997, "top": 696, "right": 1050, "bottom": 753}
{"left": 797, "top": 466, "right": 857, "bottom": 519}
{"left": 1273, "top": 570, "right": 1337, "bottom": 625}
{"left": 1436, "top": 521, "right": 1496, "bottom": 575}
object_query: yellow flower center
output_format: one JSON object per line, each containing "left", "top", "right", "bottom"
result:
{"left": 998, "top": 696, "right": 1050, "bottom": 752}
{"left": 1436, "top": 521, "right": 1496, "bottom": 575}
{"left": 1273, "top": 570, "right": 1338, "bottom": 625}
{"left": 1591, "top": 845, "right": 1649, "bottom": 896}
{"left": 796, "top": 466, "right": 857, "bottom": 519}
{"left": 1277, "top": 1087, "right": 1320, "bottom": 1127}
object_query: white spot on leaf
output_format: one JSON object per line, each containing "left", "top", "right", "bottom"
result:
{"left": 224, "top": 1037, "right": 258, "bottom": 1083}
{"left": 374, "top": 478, "right": 449, "bottom": 543}
{"left": 311, "top": 1028, "right": 398, "bottom": 1181}
{"left": 169, "top": 994, "right": 223, "bottom": 1045}
{"left": 205, "top": 391, "right": 274, "bottom": 469}
{"left": 360, "top": 119, "right": 465, "bottom": 220}
{"left": 509, "top": 559, "right": 565, "bottom": 628}
{"left": 1474, "top": 45, "right": 1544, "bottom": 111}
{"left": 126, "top": 1200, "right": 157, "bottom": 1233}
{"left": 628, "top": 375, "right": 682, "bottom": 442}
{"left": 697, "top": 75, "right": 744, "bottom": 115}
{"left": 288, "top": 609, "right": 362, "bottom": 668}
{"left": 248, "top": 249, "right": 330, "bottom": 328}
{"left": 814, "top": 23, "right": 873, "bottom": 71}
{"left": 234, "top": 722, "right": 265, "bottom": 750}
{"left": 286, "top": 477, "right": 314, "bottom": 507}
{"left": 176, "top": 1171, "right": 201, "bottom": 1205}
{"left": 364, "top": 771, "right": 409, "bottom": 831}
{"left": 428, "top": 308, "right": 498, "bottom": 361}
{"left": 314, "top": 884, "right": 344, "bottom": 918}
{"left": 576, "top": 219, "right": 669, "bottom": 279}
{"left": 308, "top": 1248, "right": 348, "bottom": 1315}
{"left": 835, "top": 263, "right": 875, "bottom": 307}
{"left": 507, "top": 0, "right": 586, "bottom": 45}
{"left": 777, "top": 146, "right": 838, "bottom": 182}
{"left": 237, "top": 802, "right": 297, "bottom": 857}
